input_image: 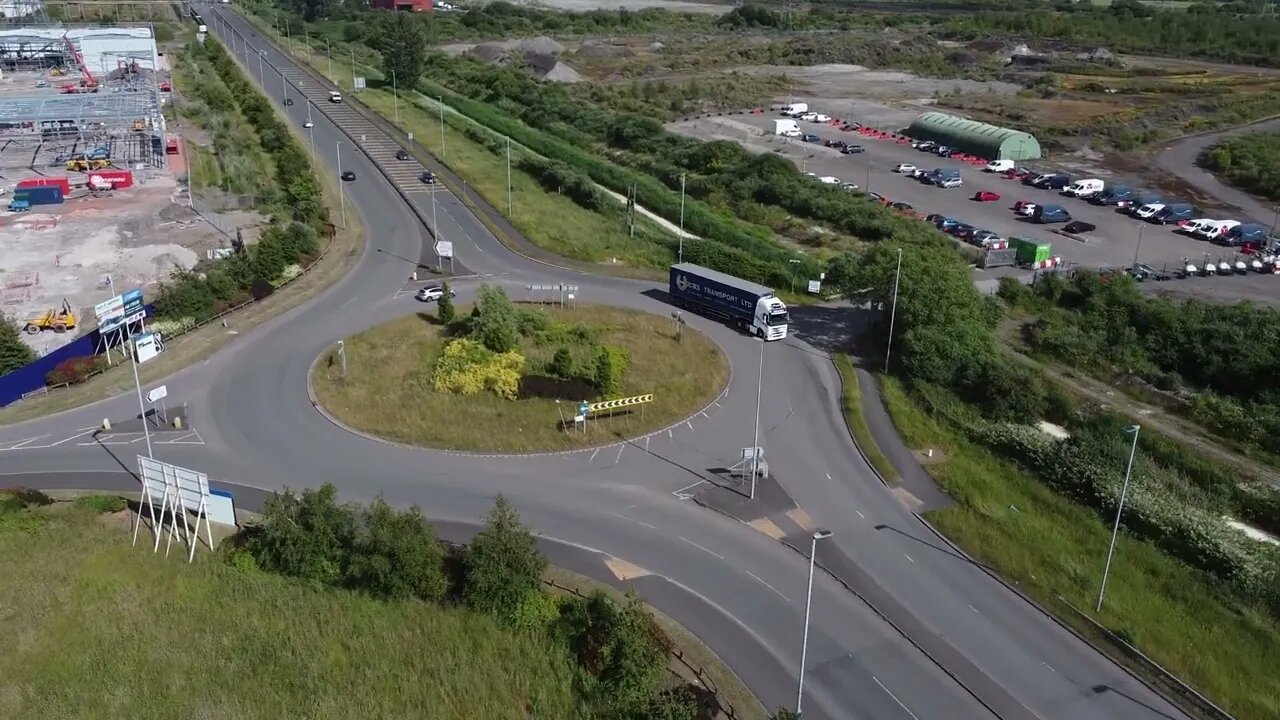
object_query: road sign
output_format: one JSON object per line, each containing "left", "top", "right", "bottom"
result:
{"left": 134, "top": 332, "right": 163, "bottom": 364}
{"left": 807, "top": 279, "right": 822, "bottom": 294}
{"left": 147, "top": 385, "right": 168, "bottom": 403}
{"left": 354, "top": 77, "right": 366, "bottom": 90}
{"left": 578, "top": 401, "right": 590, "bottom": 417}
{"left": 588, "top": 394, "right": 653, "bottom": 413}
{"left": 434, "top": 240, "right": 454, "bottom": 258}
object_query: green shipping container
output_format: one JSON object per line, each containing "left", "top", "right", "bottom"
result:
{"left": 1009, "top": 237, "right": 1052, "bottom": 265}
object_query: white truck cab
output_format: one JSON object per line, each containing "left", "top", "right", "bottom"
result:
{"left": 328, "top": 91, "right": 343, "bottom": 103}
{"left": 1064, "top": 178, "right": 1104, "bottom": 197}
{"left": 774, "top": 119, "right": 801, "bottom": 137}
{"left": 756, "top": 297, "right": 789, "bottom": 340}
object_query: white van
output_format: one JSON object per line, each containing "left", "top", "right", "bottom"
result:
{"left": 1197, "top": 219, "right": 1239, "bottom": 240}
{"left": 1178, "top": 218, "right": 1215, "bottom": 235}
{"left": 1134, "top": 203, "right": 1165, "bottom": 220}
{"left": 328, "top": 91, "right": 343, "bottom": 103}
{"left": 1064, "top": 178, "right": 1105, "bottom": 198}
{"left": 774, "top": 119, "right": 801, "bottom": 137}
{"left": 780, "top": 102, "right": 808, "bottom": 117}
{"left": 984, "top": 159, "right": 1015, "bottom": 173}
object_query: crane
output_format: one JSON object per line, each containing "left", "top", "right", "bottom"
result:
{"left": 59, "top": 34, "right": 98, "bottom": 93}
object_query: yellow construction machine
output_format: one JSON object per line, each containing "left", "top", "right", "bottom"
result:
{"left": 66, "top": 158, "right": 111, "bottom": 171}
{"left": 24, "top": 299, "right": 78, "bottom": 334}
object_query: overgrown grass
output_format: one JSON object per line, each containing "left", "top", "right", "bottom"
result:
{"left": 832, "top": 354, "right": 898, "bottom": 482}
{"left": 879, "top": 376, "right": 1280, "bottom": 720}
{"left": 312, "top": 305, "right": 728, "bottom": 453}
{"left": 0, "top": 504, "right": 590, "bottom": 720}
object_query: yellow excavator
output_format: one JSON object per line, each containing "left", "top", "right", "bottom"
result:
{"left": 24, "top": 299, "right": 78, "bottom": 334}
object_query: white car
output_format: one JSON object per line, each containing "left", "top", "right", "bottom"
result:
{"left": 1133, "top": 203, "right": 1165, "bottom": 220}
{"left": 415, "top": 285, "right": 455, "bottom": 302}
{"left": 937, "top": 177, "right": 963, "bottom": 189}
{"left": 303, "top": 121, "right": 314, "bottom": 128}
{"left": 894, "top": 163, "right": 917, "bottom": 174}
{"left": 818, "top": 176, "right": 841, "bottom": 185}
{"left": 804, "top": 171, "right": 817, "bottom": 178}
{"left": 798, "top": 112, "right": 831, "bottom": 123}
{"left": 1017, "top": 203, "right": 1038, "bottom": 216}
{"left": 840, "top": 182, "right": 859, "bottom": 192}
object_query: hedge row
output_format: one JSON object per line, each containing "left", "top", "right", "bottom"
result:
{"left": 916, "top": 383, "right": 1280, "bottom": 616}
{"left": 417, "top": 75, "right": 817, "bottom": 288}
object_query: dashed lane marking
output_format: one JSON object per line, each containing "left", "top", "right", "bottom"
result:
{"left": 746, "top": 570, "right": 791, "bottom": 602}
{"left": 872, "top": 677, "right": 920, "bottom": 720}
{"left": 679, "top": 536, "right": 724, "bottom": 560}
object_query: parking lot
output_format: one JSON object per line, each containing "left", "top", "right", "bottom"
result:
{"left": 673, "top": 112, "right": 1261, "bottom": 273}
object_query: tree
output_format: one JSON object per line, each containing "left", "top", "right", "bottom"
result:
{"left": 548, "top": 347, "right": 574, "bottom": 378}
{"left": 769, "top": 709, "right": 799, "bottom": 720}
{"left": 463, "top": 494, "right": 547, "bottom": 622}
{"left": 345, "top": 497, "right": 448, "bottom": 601}
{"left": 437, "top": 281, "right": 455, "bottom": 324}
{"left": 0, "top": 318, "right": 36, "bottom": 376}
{"left": 470, "top": 285, "right": 520, "bottom": 353}
{"left": 245, "top": 483, "right": 356, "bottom": 585}
{"left": 379, "top": 12, "right": 428, "bottom": 91}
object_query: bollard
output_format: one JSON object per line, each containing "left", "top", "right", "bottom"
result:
{"left": 102, "top": 418, "right": 111, "bottom": 430}
{"left": 411, "top": 271, "right": 418, "bottom": 281}
{"left": 173, "top": 416, "right": 183, "bottom": 430}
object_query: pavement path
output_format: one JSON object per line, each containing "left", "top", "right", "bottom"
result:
{"left": 0, "top": 7, "right": 1197, "bottom": 720}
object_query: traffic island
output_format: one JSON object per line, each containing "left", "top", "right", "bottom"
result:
{"left": 310, "top": 295, "right": 728, "bottom": 454}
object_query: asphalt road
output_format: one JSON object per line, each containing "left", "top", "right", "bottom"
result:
{"left": 724, "top": 113, "right": 1271, "bottom": 273}
{"left": 0, "top": 7, "right": 1194, "bottom": 720}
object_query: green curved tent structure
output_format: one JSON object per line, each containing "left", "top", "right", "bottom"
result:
{"left": 907, "top": 111, "right": 1041, "bottom": 161}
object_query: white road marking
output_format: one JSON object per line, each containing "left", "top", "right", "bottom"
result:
{"left": 644, "top": 436, "right": 650, "bottom": 453}
{"left": 679, "top": 536, "right": 724, "bottom": 560}
{"left": 903, "top": 553, "right": 915, "bottom": 563}
{"left": 873, "top": 677, "right": 920, "bottom": 720}
{"left": 1042, "top": 661, "right": 1056, "bottom": 673}
{"left": 746, "top": 570, "right": 790, "bottom": 602}
{"left": 589, "top": 448, "right": 600, "bottom": 462}
{"left": 826, "top": 472, "right": 832, "bottom": 480}
{"left": 855, "top": 510, "right": 865, "bottom": 519}
{"left": 969, "top": 604, "right": 980, "bottom": 614}
{"left": 608, "top": 511, "right": 658, "bottom": 530}
{"left": 699, "top": 410, "right": 709, "bottom": 419}
{"left": 685, "top": 420, "right": 694, "bottom": 432}
{"left": 1, "top": 436, "right": 47, "bottom": 450}
{"left": 614, "top": 445, "right": 624, "bottom": 465}
{"left": 339, "top": 296, "right": 357, "bottom": 309}
{"left": 667, "top": 428, "right": 673, "bottom": 439}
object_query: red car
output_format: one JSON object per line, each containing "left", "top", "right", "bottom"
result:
{"left": 973, "top": 190, "right": 1001, "bottom": 202}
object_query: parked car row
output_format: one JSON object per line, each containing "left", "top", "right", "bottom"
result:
{"left": 925, "top": 213, "right": 1007, "bottom": 249}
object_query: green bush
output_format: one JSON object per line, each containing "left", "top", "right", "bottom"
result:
{"left": 437, "top": 281, "right": 456, "bottom": 323}
{"left": 1, "top": 487, "right": 54, "bottom": 507}
{"left": 73, "top": 495, "right": 127, "bottom": 514}
{"left": 593, "top": 346, "right": 629, "bottom": 398}
{"left": 463, "top": 495, "right": 547, "bottom": 624}
{"left": 470, "top": 286, "right": 521, "bottom": 353}
{"left": 555, "top": 591, "right": 670, "bottom": 716}
{"left": 346, "top": 497, "right": 448, "bottom": 601}
{"left": 549, "top": 347, "right": 575, "bottom": 379}
{"left": 244, "top": 484, "right": 357, "bottom": 586}
{"left": 0, "top": 318, "right": 37, "bottom": 376}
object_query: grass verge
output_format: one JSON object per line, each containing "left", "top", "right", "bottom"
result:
{"left": 0, "top": 502, "right": 589, "bottom": 720}
{"left": 832, "top": 354, "right": 898, "bottom": 482}
{"left": 0, "top": 44, "right": 364, "bottom": 426}
{"left": 312, "top": 304, "right": 728, "bottom": 453}
{"left": 879, "top": 375, "right": 1280, "bottom": 720}
{"left": 545, "top": 566, "right": 768, "bottom": 720}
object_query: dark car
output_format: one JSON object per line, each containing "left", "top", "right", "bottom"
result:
{"left": 825, "top": 139, "right": 847, "bottom": 150}
{"left": 1033, "top": 205, "right": 1071, "bottom": 224}
{"left": 1090, "top": 185, "right": 1133, "bottom": 206}
{"left": 1063, "top": 220, "right": 1097, "bottom": 234}
{"left": 1221, "top": 223, "right": 1270, "bottom": 246}
{"left": 925, "top": 213, "right": 947, "bottom": 225}
{"left": 802, "top": 134, "right": 821, "bottom": 143}
{"left": 1034, "top": 173, "right": 1071, "bottom": 190}
{"left": 950, "top": 224, "right": 977, "bottom": 240}
{"left": 890, "top": 201, "right": 914, "bottom": 213}
{"left": 1150, "top": 204, "right": 1196, "bottom": 225}
{"left": 419, "top": 171, "right": 436, "bottom": 184}
{"left": 841, "top": 144, "right": 866, "bottom": 154}
{"left": 341, "top": 170, "right": 356, "bottom": 182}
{"left": 395, "top": 149, "right": 411, "bottom": 161}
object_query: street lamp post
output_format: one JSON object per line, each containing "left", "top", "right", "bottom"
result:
{"left": 1131, "top": 222, "right": 1146, "bottom": 270}
{"left": 749, "top": 337, "right": 764, "bottom": 499}
{"left": 797, "top": 530, "right": 834, "bottom": 718}
{"left": 1097, "top": 424, "right": 1141, "bottom": 613}
{"left": 257, "top": 51, "right": 265, "bottom": 88}
{"left": 439, "top": 97, "right": 446, "bottom": 156}
{"left": 884, "top": 248, "right": 903, "bottom": 373}
{"left": 391, "top": 69, "right": 399, "bottom": 125}
{"left": 307, "top": 103, "right": 315, "bottom": 160}
{"left": 349, "top": 48, "right": 357, "bottom": 91}
{"left": 335, "top": 141, "right": 348, "bottom": 228}
{"left": 679, "top": 172, "right": 687, "bottom": 263}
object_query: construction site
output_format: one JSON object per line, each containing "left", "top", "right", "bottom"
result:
{"left": 0, "top": 24, "right": 232, "bottom": 357}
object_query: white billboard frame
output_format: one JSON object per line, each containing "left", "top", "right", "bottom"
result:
{"left": 133, "top": 456, "right": 213, "bottom": 563}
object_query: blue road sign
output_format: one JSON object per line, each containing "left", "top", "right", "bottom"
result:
{"left": 579, "top": 401, "right": 590, "bottom": 417}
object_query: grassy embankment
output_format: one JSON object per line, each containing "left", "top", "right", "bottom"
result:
{"left": 832, "top": 354, "right": 898, "bottom": 482}
{"left": 312, "top": 305, "right": 728, "bottom": 453}
{"left": 878, "top": 376, "right": 1280, "bottom": 720}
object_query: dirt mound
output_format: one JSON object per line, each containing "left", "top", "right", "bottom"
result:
{"left": 465, "top": 38, "right": 581, "bottom": 83}
{"left": 469, "top": 42, "right": 507, "bottom": 64}
{"left": 513, "top": 36, "right": 564, "bottom": 56}
{"left": 541, "top": 62, "right": 583, "bottom": 84}
{"left": 575, "top": 41, "right": 635, "bottom": 59}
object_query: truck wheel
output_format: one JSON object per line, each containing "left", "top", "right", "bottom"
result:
{"left": 24, "top": 324, "right": 40, "bottom": 335}
{"left": 53, "top": 323, "right": 67, "bottom": 333}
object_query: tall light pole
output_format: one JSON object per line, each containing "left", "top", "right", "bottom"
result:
{"left": 349, "top": 48, "right": 357, "bottom": 91}
{"left": 335, "top": 141, "right": 347, "bottom": 229}
{"left": 1131, "top": 222, "right": 1146, "bottom": 270}
{"left": 129, "top": 335, "right": 154, "bottom": 460}
{"left": 439, "top": 96, "right": 446, "bottom": 156}
{"left": 883, "top": 248, "right": 903, "bottom": 373}
{"left": 306, "top": 103, "right": 315, "bottom": 161}
{"left": 391, "top": 69, "right": 399, "bottom": 125}
{"left": 1270, "top": 205, "right": 1279, "bottom": 238}
{"left": 1097, "top": 424, "right": 1141, "bottom": 613}
{"left": 749, "top": 337, "right": 764, "bottom": 500}
{"left": 506, "top": 136, "right": 513, "bottom": 216}
{"left": 797, "top": 529, "right": 834, "bottom": 717}
{"left": 280, "top": 65, "right": 287, "bottom": 104}
{"left": 257, "top": 51, "right": 264, "bottom": 88}
{"left": 679, "top": 172, "right": 687, "bottom": 263}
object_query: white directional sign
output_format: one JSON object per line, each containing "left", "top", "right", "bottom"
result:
{"left": 808, "top": 279, "right": 822, "bottom": 294}
{"left": 134, "top": 332, "right": 164, "bottom": 364}
{"left": 147, "top": 385, "right": 168, "bottom": 403}
{"left": 434, "top": 240, "right": 454, "bottom": 258}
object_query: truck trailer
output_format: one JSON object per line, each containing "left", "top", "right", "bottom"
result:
{"left": 668, "top": 263, "right": 789, "bottom": 340}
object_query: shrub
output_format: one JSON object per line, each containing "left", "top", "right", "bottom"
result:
{"left": 346, "top": 497, "right": 448, "bottom": 601}
{"left": 46, "top": 356, "right": 106, "bottom": 386}
{"left": 555, "top": 591, "right": 670, "bottom": 715}
{"left": 437, "top": 281, "right": 456, "bottom": 323}
{"left": 73, "top": 495, "right": 126, "bottom": 514}
{"left": 471, "top": 286, "right": 521, "bottom": 353}
{"left": 548, "top": 347, "right": 575, "bottom": 379}
{"left": 1, "top": 487, "right": 54, "bottom": 508}
{"left": 593, "top": 345, "right": 629, "bottom": 398}
{"left": 243, "top": 484, "right": 357, "bottom": 586}
{"left": 432, "top": 339, "right": 525, "bottom": 400}
{"left": 463, "top": 495, "right": 547, "bottom": 623}
{"left": 0, "top": 318, "right": 36, "bottom": 376}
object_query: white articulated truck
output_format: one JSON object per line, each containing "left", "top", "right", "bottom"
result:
{"left": 669, "top": 263, "right": 789, "bottom": 340}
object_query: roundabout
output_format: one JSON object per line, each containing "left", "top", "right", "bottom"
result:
{"left": 310, "top": 303, "right": 728, "bottom": 454}
{"left": 0, "top": 6, "right": 1197, "bottom": 720}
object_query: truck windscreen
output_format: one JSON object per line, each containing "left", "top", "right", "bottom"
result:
{"left": 766, "top": 312, "right": 789, "bottom": 326}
